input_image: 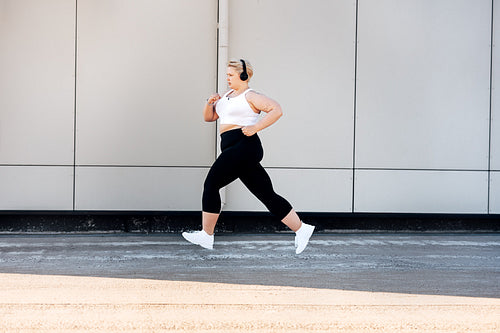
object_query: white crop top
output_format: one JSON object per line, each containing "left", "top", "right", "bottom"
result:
{"left": 215, "top": 88, "right": 260, "bottom": 126}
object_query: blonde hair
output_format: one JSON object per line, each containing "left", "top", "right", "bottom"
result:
{"left": 228, "top": 59, "right": 253, "bottom": 81}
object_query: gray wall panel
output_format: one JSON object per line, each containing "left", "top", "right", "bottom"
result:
{"left": 0, "top": 0, "right": 75, "bottom": 165}
{"left": 76, "top": 0, "right": 217, "bottom": 166}
{"left": 0, "top": 166, "right": 73, "bottom": 210}
{"left": 490, "top": 172, "right": 500, "bottom": 213}
{"left": 356, "top": 0, "right": 491, "bottom": 170}
{"left": 354, "top": 170, "right": 489, "bottom": 214}
{"left": 75, "top": 167, "right": 207, "bottom": 211}
{"left": 224, "top": 169, "right": 353, "bottom": 213}
{"left": 228, "top": 0, "right": 356, "bottom": 168}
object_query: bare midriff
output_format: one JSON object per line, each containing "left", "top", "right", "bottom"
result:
{"left": 220, "top": 124, "right": 243, "bottom": 134}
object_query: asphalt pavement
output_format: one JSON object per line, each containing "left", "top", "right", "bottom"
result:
{"left": 0, "top": 232, "right": 498, "bottom": 298}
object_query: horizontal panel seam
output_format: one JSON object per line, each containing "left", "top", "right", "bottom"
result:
{"left": 1, "top": 165, "right": 498, "bottom": 172}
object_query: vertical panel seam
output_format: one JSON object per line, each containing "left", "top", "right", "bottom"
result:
{"left": 352, "top": 0, "right": 359, "bottom": 213}
{"left": 215, "top": 0, "right": 220, "bottom": 161}
{"left": 488, "top": 0, "right": 495, "bottom": 214}
{"left": 72, "top": 0, "right": 78, "bottom": 211}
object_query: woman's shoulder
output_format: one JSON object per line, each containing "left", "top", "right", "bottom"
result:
{"left": 245, "top": 89, "right": 261, "bottom": 98}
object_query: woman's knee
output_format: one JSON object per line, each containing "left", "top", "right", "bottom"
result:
{"left": 257, "top": 192, "right": 293, "bottom": 220}
{"left": 203, "top": 178, "right": 218, "bottom": 201}
{"left": 202, "top": 186, "right": 221, "bottom": 214}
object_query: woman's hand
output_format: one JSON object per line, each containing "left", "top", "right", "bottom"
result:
{"left": 204, "top": 93, "right": 221, "bottom": 122}
{"left": 207, "top": 94, "right": 221, "bottom": 105}
{"left": 242, "top": 125, "right": 258, "bottom": 136}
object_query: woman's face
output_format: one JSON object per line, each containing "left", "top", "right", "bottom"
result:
{"left": 226, "top": 67, "right": 242, "bottom": 89}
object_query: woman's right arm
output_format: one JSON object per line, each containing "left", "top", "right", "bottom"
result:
{"left": 203, "top": 94, "right": 221, "bottom": 122}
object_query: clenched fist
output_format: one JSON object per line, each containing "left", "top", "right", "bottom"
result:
{"left": 242, "top": 125, "right": 258, "bottom": 136}
{"left": 207, "top": 94, "right": 221, "bottom": 105}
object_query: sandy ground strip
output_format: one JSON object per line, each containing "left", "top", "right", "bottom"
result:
{"left": 0, "top": 273, "right": 498, "bottom": 332}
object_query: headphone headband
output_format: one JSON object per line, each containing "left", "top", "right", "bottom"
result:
{"left": 240, "top": 59, "right": 248, "bottom": 81}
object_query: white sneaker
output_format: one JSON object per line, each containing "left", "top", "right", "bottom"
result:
{"left": 182, "top": 230, "right": 214, "bottom": 250}
{"left": 295, "top": 222, "right": 315, "bottom": 254}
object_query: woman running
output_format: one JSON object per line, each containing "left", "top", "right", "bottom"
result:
{"left": 182, "top": 59, "right": 314, "bottom": 254}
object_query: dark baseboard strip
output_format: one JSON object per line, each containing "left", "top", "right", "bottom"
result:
{"left": 0, "top": 211, "right": 498, "bottom": 233}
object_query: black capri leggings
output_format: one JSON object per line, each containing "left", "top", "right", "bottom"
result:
{"left": 202, "top": 128, "right": 293, "bottom": 220}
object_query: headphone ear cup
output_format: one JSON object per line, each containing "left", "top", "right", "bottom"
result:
{"left": 239, "top": 59, "right": 248, "bottom": 81}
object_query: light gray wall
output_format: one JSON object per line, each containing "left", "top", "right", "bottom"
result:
{"left": 74, "top": 0, "right": 217, "bottom": 211}
{"left": 354, "top": 0, "right": 492, "bottom": 214}
{"left": 224, "top": 0, "right": 356, "bottom": 213}
{"left": 0, "top": 0, "right": 498, "bottom": 214}
{"left": 0, "top": 0, "right": 75, "bottom": 210}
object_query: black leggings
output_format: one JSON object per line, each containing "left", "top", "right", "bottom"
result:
{"left": 202, "top": 129, "right": 293, "bottom": 220}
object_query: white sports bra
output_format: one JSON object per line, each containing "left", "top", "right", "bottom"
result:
{"left": 215, "top": 88, "right": 260, "bottom": 126}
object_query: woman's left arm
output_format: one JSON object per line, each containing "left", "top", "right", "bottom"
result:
{"left": 242, "top": 91, "right": 283, "bottom": 136}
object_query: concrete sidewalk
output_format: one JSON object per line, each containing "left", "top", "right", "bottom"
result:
{"left": 0, "top": 233, "right": 499, "bottom": 331}
{"left": 0, "top": 233, "right": 498, "bottom": 296}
